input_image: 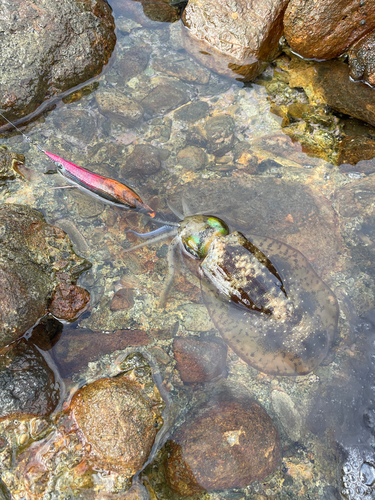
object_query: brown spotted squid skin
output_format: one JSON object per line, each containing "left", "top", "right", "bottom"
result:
{"left": 200, "top": 233, "right": 339, "bottom": 376}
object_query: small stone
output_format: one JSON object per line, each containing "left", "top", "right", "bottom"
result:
{"left": 140, "top": 84, "right": 188, "bottom": 116}
{"left": 0, "top": 340, "right": 59, "bottom": 420}
{"left": 271, "top": 390, "right": 302, "bottom": 442}
{"left": 165, "top": 389, "right": 281, "bottom": 493}
{"left": 70, "top": 355, "right": 165, "bottom": 474}
{"left": 29, "top": 418, "right": 49, "bottom": 438}
{"left": 52, "top": 109, "right": 97, "bottom": 145}
{"left": 110, "top": 288, "right": 134, "bottom": 311}
{"left": 123, "top": 144, "right": 161, "bottom": 177}
{"left": 173, "top": 336, "right": 227, "bottom": 383}
{"left": 18, "top": 433, "right": 29, "bottom": 446}
{"left": 174, "top": 101, "right": 210, "bottom": 123}
{"left": 48, "top": 283, "right": 90, "bottom": 322}
{"left": 116, "top": 45, "right": 152, "bottom": 82}
{"left": 96, "top": 89, "right": 144, "bottom": 127}
{"left": 177, "top": 146, "right": 207, "bottom": 170}
{"left": 0, "top": 147, "right": 25, "bottom": 181}
{"left": 204, "top": 114, "right": 235, "bottom": 156}
{"left": 69, "top": 189, "right": 105, "bottom": 218}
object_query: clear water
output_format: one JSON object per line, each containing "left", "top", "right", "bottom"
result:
{"left": 1, "top": 3, "right": 375, "bottom": 499}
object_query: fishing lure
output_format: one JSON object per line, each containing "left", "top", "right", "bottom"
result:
{"left": 0, "top": 111, "right": 167, "bottom": 221}
{"left": 125, "top": 207, "right": 339, "bottom": 376}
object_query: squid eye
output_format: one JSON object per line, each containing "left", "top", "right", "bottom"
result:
{"left": 207, "top": 217, "right": 229, "bottom": 235}
{"left": 184, "top": 235, "right": 201, "bottom": 259}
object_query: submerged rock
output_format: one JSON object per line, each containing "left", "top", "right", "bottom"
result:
{"left": 182, "top": 0, "right": 288, "bottom": 81}
{"left": 123, "top": 144, "right": 162, "bottom": 177}
{"left": 0, "top": 339, "right": 59, "bottom": 421}
{"left": 165, "top": 388, "right": 280, "bottom": 493}
{"left": 110, "top": 0, "right": 183, "bottom": 26}
{"left": 0, "top": 204, "right": 91, "bottom": 348}
{"left": 172, "top": 336, "right": 227, "bottom": 384}
{"left": 70, "top": 353, "right": 165, "bottom": 474}
{"left": 284, "top": 0, "right": 375, "bottom": 60}
{"left": 0, "top": 0, "right": 116, "bottom": 122}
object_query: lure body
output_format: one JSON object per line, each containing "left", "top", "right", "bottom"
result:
{"left": 44, "top": 151, "right": 156, "bottom": 217}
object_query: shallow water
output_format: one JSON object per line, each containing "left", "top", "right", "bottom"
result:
{"left": 1, "top": 4, "right": 375, "bottom": 499}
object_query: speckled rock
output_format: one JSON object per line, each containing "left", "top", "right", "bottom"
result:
{"left": 0, "top": 339, "right": 59, "bottom": 421}
{"left": 53, "top": 328, "right": 151, "bottom": 376}
{"left": 123, "top": 144, "right": 162, "bottom": 177}
{"left": 173, "top": 336, "right": 227, "bottom": 384}
{"left": 182, "top": 0, "right": 288, "bottom": 81}
{"left": 0, "top": 147, "right": 25, "bottom": 182}
{"left": 165, "top": 389, "right": 280, "bottom": 493}
{"left": 95, "top": 89, "right": 144, "bottom": 127}
{"left": 140, "top": 83, "right": 188, "bottom": 116}
{"left": 176, "top": 146, "right": 207, "bottom": 170}
{"left": 115, "top": 45, "right": 152, "bottom": 82}
{"left": 174, "top": 101, "right": 210, "bottom": 123}
{"left": 204, "top": 114, "right": 235, "bottom": 156}
{"left": 70, "top": 353, "right": 165, "bottom": 474}
{"left": 284, "top": 0, "right": 375, "bottom": 60}
{"left": 0, "top": 204, "right": 91, "bottom": 348}
{"left": 349, "top": 31, "right": 375, "bottom": 87}
{"left": 0, "top": 0, "right": 116, "bottom": 122}
{"left": 52, "top": 108, "right": 97, "bottom": 146}
{"left": 49, "top": 283, "right": 90, "bottom": 321}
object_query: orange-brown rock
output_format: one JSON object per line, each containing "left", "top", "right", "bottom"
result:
{"left": 338, "top": 136, "right": 375, "bottom": 174}
{"left": 284, "top": 0, "right": 375, "bottom": 60}
{"left": 70, "top": 362, "right": 164, "bottom": 474}
{"left": 48, "top": 284, "right": 90, "bottom": 321}
{"left": 165, "top": 390, "right": 280, "bottom": 493}
{"left": 349, "top": 31, "right": 375, "bottom": 87}
{"left": 110, "top": 288, "right": 134, "bottom": 311}
{"left": 173, "top": 336, "right": 227, "bottom": 384}
{"left": 182, "top": 0, "right": 289, "bottom": 81}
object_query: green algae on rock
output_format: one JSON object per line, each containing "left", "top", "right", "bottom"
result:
{"left": 202, "top": 233, "right": 339, "bottom": 376}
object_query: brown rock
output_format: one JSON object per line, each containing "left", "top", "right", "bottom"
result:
{"left": 289, "top": 60, "right": 375, "bottom": 128}
{"left": 53, "top": 328, "right": 151, "bottom": 376}
{"left": 123, "top": 144, "right": 161, "bottom": 177}
{"left": 116, "top": 45, "right": 152, "bottom": 82}
{"left": 204, "top": 114, "right": 235, "bottom": 156}
{"left": 140, "top": 84, "right": 188, "bottom": 116}
{"left": 284, "top": 0, "right": 375, "bottom": 60}
{"left": 166, "top": 390, "right": 281, "bottom": 492}
{"left": 110, "top": 0, "right": 182, "bottom": 26}
{"left": 95, "top": 89, "right": 144, "bottom": 127}
{"left": 173, "top": 336, "right": 227, "bottom": 384}
{"left": 349, "top": 31, "right": 375, "bottom": 87}
{"left": 110, "top": 288, "right": 135, "bottom": 311}
{"left": 48, "top": 284, "right": 90, "bottom": 321}
{"left": 70, "top": 358, "right": 165, "bottom": 474}
{"left": 182, "top": 0, "right": 288, "bottom": 81}
{"left": 338, "top": 136, "right": 375, "bottom": 174}
{"left": 0, "top": 340, "right": 59, "bottom": 421}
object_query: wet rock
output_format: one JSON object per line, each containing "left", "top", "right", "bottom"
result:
{"left": 165, "top": 389, "right": 281, "bottom": 493}
{"left": 70, "top": 353, "right": 165, "bottom": 474}
{"left": 271, "top": 390, "right": 302, "bottom": 442}
{"left": 0, "top": 339, "right": 59, "bottom": 421}
{"left": 140, "top": 84, "right": 188, "bottom": 116}
{"left": 289, "top": 60, "right": 375, "bottom": 129}
{"left": 116, "top": 45, "right": 152, "bottom": 82}
{"left": 349, "top": 31, "right": 375, "bottom": 87}
{"left": 151, "top": 54, "right": 210, "bottom": 84}
{"left": 110, "top": 288, "right": 135, "bottom": 311}
{"left": 52, "top": 108, "right": 97, "bottom": 146}
{"left": 0, "top": 147, "right": 25, "bottom": 182}
{"left": 123, "top": 144, "right": 162, "bottom": 177}
{"left": 69, "top": 189, "right": 105, "bottom": 218}
{"left": 0, "top": 0, "right": 116, "bottom": 122}
{"left": 173, "top": 336, "right": 227, "bottom": 384}
{"left": 233, "top": 142, "right": 258, "bottom": 173}
{"left": 110, "top": 0, "right": 182, "bottom": 26}
{"left": 182, "top": 0, "right": 288, "bottom": 81}
{"left": 53, "top": 328, "right": 151, "bottom": 376}
{"left": 49, "top": 283, "right": 90, "bottom": 321}
{"left": 0, "top": 204, "right": 91, "bottom": 348}
{"left": 338, "top": 136, "right": 375, "bottom": 174}
{"left": 174, "top": 101, "right": 210, "bottom": 123}
{"left": 29, "top": 317, "right": 64, "bottom": 351}
{"left": 284, "top": 0, "right": 375, "bottom": 60}
{"left": 176, "top": 146, "right": 207, "bottom": 170}
{"left": 204, "top": 114, "right": 235, "bottom": 156}
{"left": 95, "top": 89, "right": 144, "bottom": 127}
